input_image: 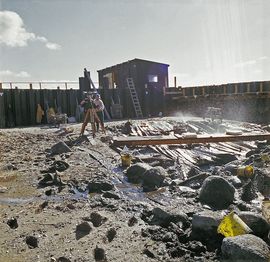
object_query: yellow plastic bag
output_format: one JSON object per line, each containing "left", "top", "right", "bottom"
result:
{"left": 217, "top": 212, "right": 252, "bottom": 237}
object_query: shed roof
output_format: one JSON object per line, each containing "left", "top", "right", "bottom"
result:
{"left": 97, "top": 58, "right": 170, "bottom": 72}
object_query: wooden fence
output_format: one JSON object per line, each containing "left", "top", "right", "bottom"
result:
{"left": 0, "top": 87, "right": 81, "bottom": 128}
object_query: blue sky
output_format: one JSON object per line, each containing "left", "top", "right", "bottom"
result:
{"left": 0, "top": 0, "right": 269, "bottom": 87}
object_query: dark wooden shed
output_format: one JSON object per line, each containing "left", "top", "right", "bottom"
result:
{"left": 97, "top": 58, "right": 169, "bottom": 118}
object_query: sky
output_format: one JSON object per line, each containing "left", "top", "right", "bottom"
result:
{"left": 0, "top": 0, "right": 269, "bottom": 87}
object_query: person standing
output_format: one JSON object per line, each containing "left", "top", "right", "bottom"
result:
{"left": 80, "top": 93, "right": 96, "bottom": 137}
{"left": 93, "top": 94, "right": 106, "bottom": 133}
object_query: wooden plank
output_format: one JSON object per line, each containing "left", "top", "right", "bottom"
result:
{"left": 14, "top": 88, "right": 22, "bottom": 126}
{"left": 0, "top": 90, "right": 5, "bottom": 128}
{"left": 113, "top": 133, "right": 270, "bottom": 146}
{"left": 28, "top": 89, "right": 36, "bottom": 125}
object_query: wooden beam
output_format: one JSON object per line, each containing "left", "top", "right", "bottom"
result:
{"left": 113, "top": 133, "right": 270, "bottom": 146}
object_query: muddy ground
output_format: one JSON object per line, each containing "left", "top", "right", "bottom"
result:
{"left": 0, "top": 117, "right": 269, "bottom": 262}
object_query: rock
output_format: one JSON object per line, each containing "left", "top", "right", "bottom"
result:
{"left": 35, "top": 201, "right": 49, "bottom": 214}
{"left": 142, "top": 166, "right": 168, "bottom": 192}
{"left": 57, "top": 257, "right": 71, "bottom": 262}
{"left": 227, "top": 176, "right": 242, "bottom": 188}
{"left": 38, "top": 173, "right": 63, "bottom": 187}
{"left": 143, "top": 248, "right": 156, "bottom": 258}
{"left": 126, "top": 163, "right": 151, "bottom": 183}
{"left": 75, "top": 221, "right": 92, "bottom": 240}
{"left": 212, "top": 153, "right": 237, "bottom": 165}
{"left": 87, "top": 179, "right": 114, "bottom": 193}
{"left": 25, "top": 236, "right": 38, "bottom": 249}
{"left": 94, "top": 246, "right": 106, "bottom": 261}
{"left": 51, "top": 141, "right": 71, "bottom": 155}
{"left": 90, "top": 212, "right": 107, "bottom": 227}
{"left": 0, "top": 186, "right": 8, "bottom": 193}
{"left": 7, "top": 217, "right": 18, "bottom": 229}
{"left": 142, "top": 207, "right": 189, "bottom": 228}
{"left": 191, "top": 210, "right": 223, "bottom": 247}
{"left": 199, "top": 176, "right": 235, "bottom": 209}
{"left": 221, "top": 234, "right": 270, "bottom": 261}
{"left": 128, "top": 216, "right": 138, "bottom": 227}
{"left": 106, "top": 228, "right": 116, "bottom": 242}
{"left": 100, "top": 135, "right": 113, "bottom": 143}
{"left": 238, "top": 212, "right": 270, "bottom": 238}
{"left": 241, "top": 179, "right": 257, "bottom": 202}
{"left": 102, "top": 191, "right": 120, "bottom": 200}
{"left": 52, "top": 160, "right": 69, "bottom": 172}
{"left": 169, "top": 245, "right": 190, "bottom": 258}
{"left": 188, "top": 241, "right": 206, "bottom": 255}
{"left": 162, "top": 232, "right": 178, "bottom": 242}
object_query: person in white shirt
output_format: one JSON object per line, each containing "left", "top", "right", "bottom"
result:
{"left": 93, "top": 94, "right": 105, "bottom": 133}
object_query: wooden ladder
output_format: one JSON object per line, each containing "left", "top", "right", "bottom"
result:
{"left": 126, "top": 78, "right": 143, "bottom": 118}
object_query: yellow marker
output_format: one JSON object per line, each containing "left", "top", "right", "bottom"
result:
{"left": 236, "top": 165, "right": 254, "bottom": 177}
{"left": 121, "top": 154, "right": 132, "bottom": 167}
{"left": 217, "top": 212, "right": 252, "bottom": 237}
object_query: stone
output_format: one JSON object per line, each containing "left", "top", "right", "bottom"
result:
{"left": 38, "top": 173, "right": 63, "bottom": 187}
{"left": 241, "top": 179, "right": 257, "bottom": 202}
{"left": 57, "top": 257, "right": 71, "bottom": 262}
{"left": 128, "top": 216, "right": 138, "bottom": 227}
{"left": 7, "top": 217, "right": 18, "bottom": 229}
{"left": 25, "top": 236, "right": 38, "bottom": 249}
{"left": 90, "top": 212, "right": 107, "bottom": 227}
{"left": 227, "top": 176, "right": 242, "bottom": 188}
{"left": 75, "top": 221, "right": 92, "bottom": 240}
{"left": 143, "top": 248, "right": 156, "bottom": 258}
{"left": 188, "top": 241, "right": 206, "bottom": 255}
{"left": 213, "top": 153, "right": 237, "bottom": 165}
{"left": 191, "top": 210, "right": 223, "bottom": 247}
{"left": 221, "top": 234, "right": 270, "bottom": 261}
{"left": 87, "top": 179, "right": 114, "bottom": 193}
{"left": 199, "top": 176, "right": 235, "bottom": 209}
{"left": 143, "top": 207, "right": 189, "bottom": 228}
{"left": 94, "top": 246, "right": 106, "bottom": 261}
{"left": 52, "top": 160, "right": 69, "bottom": 172}
{"left": 106, "top": 228, "right": 116, "bottom": 242}
{"left": 102, "top": 191, "right": 120, "bottom": 200}
{"left": 51, "top": 141, "right": 71, "bottom": 155}
{"left": 238, "top": 211, "right": 270, "bottom": 238}
{"left": 142, "top": 166, "right": 168, "bottom": 192}
{"left": 0, "top": 186, "right": 8, "bottom": 193}
{"left": 126, "top": 163, "right": 151, "bottom": 183}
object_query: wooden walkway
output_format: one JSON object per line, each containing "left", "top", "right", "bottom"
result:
{"left": 113, "top": 133, "right": 270, "bottom": 146}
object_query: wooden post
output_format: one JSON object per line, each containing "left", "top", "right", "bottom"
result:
{"left": 259, "top": 82, "right": 263, "bottom": 93}
{"left": 29, "top": 83, "right": 33, "bottom": 89}
{"left": 0, "top": 82, "right": 2, "bottom": 90}
{"left": 235, "top": 84, "right": 238, "bottom": 94}
{"left": 65, "top": 82, "right": 68, "bottom": 90}
{"left": 183, "top": 88, "right": 186, "bottom": 97}
{"left": 174, "top": 77, "right": 177, "bottom": 88}
{"left": 247, "top": 83, "right": 250, "bottom": 93}
{"left": 202, "top": 86, "right": 205, "bottom": 96}
{"left": 10, "top": 82, "right": 13, "bottom": 89}
{"left": 223, "top": 85, "right": 227, "bottom": 95}
{"left": 39, "top": 82, "right": 42, "bottom": 89}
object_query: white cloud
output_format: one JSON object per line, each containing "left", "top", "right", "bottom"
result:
{"left": 46, "top": 42, "right": 61, "bottom": 50}
{"left": 0, "top": 70, "right": 31, "bottom": 78}
{"left": 258, "top": 56, "right": 268, "bottom": 60}
{"left": 234, "top": 60, "right": 257, "bottom": 68}
{"left": 0, "top": 10, "right": 61, "bottom": 50}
